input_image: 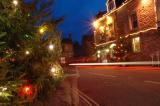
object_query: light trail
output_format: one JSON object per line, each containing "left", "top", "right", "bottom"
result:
{"left": 90, "top": 73, "right": 117, "bottom": 78}
{"left": 144, "top": 81, "right": 160, "bottom": 85}
{"left": 69, "top": 61, "right": 160, "bottom": 66}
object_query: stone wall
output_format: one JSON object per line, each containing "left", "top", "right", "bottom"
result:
{"left": 95, "top": 0, "right": 160, "bottom": 62}
{"left": 128, "top": 30, "right": 160, "bottom": 61}
{"left": 112, "top": 0, "right": 157, "bottom": 36}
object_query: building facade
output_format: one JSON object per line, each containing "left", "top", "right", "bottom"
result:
{"left": 62, "top": 37, "right": 74, "bottom": 63}
{"left": 82, "top": 34, "right": 95, "bottom": 56}
{"left": 93, "top": 0, "right": 160, "bottom": 62}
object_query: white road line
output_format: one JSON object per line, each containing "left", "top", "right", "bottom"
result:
{"left": 72, "top": 88, "right": 100, "bottom": 106}
{"left": 79, "top": 94, "right": 93, "bottom": 106}
{"left": 90, "top": 73, "right": 117, "bottom": 78}
{"left": 144, "top": 80, "right": 160, "bottom": 85}
{"left": 77, "top": 89, "right": 100, "bottom": 106}
{"left": 72, "top": 89, "right": 93, "bottom": 106}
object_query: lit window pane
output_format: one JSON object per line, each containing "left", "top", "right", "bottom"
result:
{"left": 132, "top": 37, "right": 140, "bottom": 52}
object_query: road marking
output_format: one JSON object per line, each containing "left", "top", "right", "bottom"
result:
{"left": 77, "top": 89, "right": 100, "bottom": 106}
{"left": 72, "top": 89, "right": 92, "bottom": 106}
{"left": 90, "top": 73, "right": 117, "bottom": 78}
{"left": 144, "top": 80, "right": 160, "bottom": 85}
{"left": 72, "top": 88, "right": 100, "bottom": 106}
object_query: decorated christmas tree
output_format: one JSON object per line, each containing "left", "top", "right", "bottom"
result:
{"left": 0, "top": 0, "right": 64, "bottom": 105}
{"left": 113, "top": 36, "right": 128, "bottom": 62}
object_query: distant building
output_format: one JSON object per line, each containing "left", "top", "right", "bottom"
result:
{"left": 82, "top": 34, "right": 95, "bottom": 56}
{"left": 62, "top": 34, "right": 74, "bottom": 63}
{"left": 93, "top": 0, "right": 160, "bottom": 62}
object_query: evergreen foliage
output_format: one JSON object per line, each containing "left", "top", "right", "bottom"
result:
{"left": 0, "top": 0, "right": 64, "bottom": 105}
{"left": 113, "top": 36, "right": 128, "bottom": 62}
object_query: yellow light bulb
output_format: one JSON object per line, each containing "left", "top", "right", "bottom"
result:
{"left": 97, "top": 50, "right": 101, "bottom": 54}
{"left": 105, "top": 49, "right": 110, "bottom": 53}
{"left": 39, "top": 26, "right": 47, "bottom": 34}
{"left": 13, "top": 0, "right": 18, "bottom": 6}
{"left": 25, "top": 50, "right": 30, "bottom": 55}
{"left": 49, "top": 44, "right": 54, "bottom": 50}
{"left": 107, "top": 16, "right": 113, "bottom": 25}
{"left": 141, "top": 0, "right": 151, "bottom": 6}
{"left": 51, "top": 67, "right": 56, "bottom": 73}
{"left": 97, "top": 54, "right": 100, "bottom": 58}
{"left": 99, "top": 26, "right": 105, "bottom": 33}
{"left": 93, "top": 21, "right": 100, "bottom": 29}
{"left": 110, "top": 43, "right": 116, "bottom": 48}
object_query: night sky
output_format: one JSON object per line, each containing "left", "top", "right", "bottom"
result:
{"left": 53, "top": 0, "right": 106, "bottom": 43}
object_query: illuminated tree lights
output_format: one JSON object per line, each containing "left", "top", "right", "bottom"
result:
{"left": 20, "top": 85, "right": 33, "bottom": 97}
{"left": 113, "top": 36, "right": 128, "bottom": 62}
{"left": 25, "top": 50, "right": 30, "bottom": 55}
{"left": 13, "top": 0, "right": 18, "bottom": 6}
{"left": 94, "top": 0, "right": 158, "bottom": 49}
{"left": 39, "top": 25, "right": 48, "bottom": 34}
{"left": 0, "top": 0, "right": 64, "bottom": 105}
{"left": 48, "top": 44, "right": 55, "bottom": 51}
{"left": 93, "top": 20, "right": 100, "bottom": 29}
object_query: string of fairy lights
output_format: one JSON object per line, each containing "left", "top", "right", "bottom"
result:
{"left": 93, "top": 0, "right": 159, "bottom": 47}
{"left": 0, "top": 0, "right": 62, "bottom": 101}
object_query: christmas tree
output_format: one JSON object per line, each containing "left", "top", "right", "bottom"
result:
{"left": 113, "top": 36, "right": 128, "bottom": 62}
{"left": 0, "top": 0, "right": 64, "bottom": 105}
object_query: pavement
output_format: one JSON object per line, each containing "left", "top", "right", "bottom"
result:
{"left": 33, "top": 65, "right": 160, "bottom": 106}
{"left": 77, "top": 66, "right": 160, "bottom": 106}
{"left": 32, "top": 66, "right": 79, "bottom": 106}
{"left": 47, "top": 76, "right": 78, "bottom": 106}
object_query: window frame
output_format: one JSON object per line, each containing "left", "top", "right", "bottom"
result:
{"left": 129, "top": 12, "right": 139, "bottom": 30}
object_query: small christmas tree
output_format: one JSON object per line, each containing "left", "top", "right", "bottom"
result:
{"left": 0, "top": 0, "right": 64, "bottom": 105}
{"left": 113, "top": 36, "right": 128, "bottom": 62}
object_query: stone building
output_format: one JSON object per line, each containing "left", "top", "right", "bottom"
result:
{"left": 82, "top": 34, "right": 95, "bottom": 56}
{"left": 93, "top": 0, "right": 160, "bottom": 61}
{"left": 61, "top": 35, "right": 74, "bottom": 63}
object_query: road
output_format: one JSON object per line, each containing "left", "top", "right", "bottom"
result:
{"left": 77, "top": 66, "right": 160, "bottom": 106}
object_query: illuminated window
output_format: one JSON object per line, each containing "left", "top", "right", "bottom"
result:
{"left": 130, "top": 13, "right": 138, "bottom": 30}
{"left": 132, "top": 37, "right": 141, "bottom": 53}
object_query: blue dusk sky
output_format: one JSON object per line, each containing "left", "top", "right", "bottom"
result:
{"left": 53, "top": 0, "right": 106, "bottom": 42}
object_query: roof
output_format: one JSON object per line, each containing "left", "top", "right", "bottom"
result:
{"left": 107, "top": 0, "right": 126, "bottom": 8}
{"left": 96, "top": 11, "right": 107, "bottom": 19}
{"left": 115, "top": 0, "right": 125, "bottom": 7}
{"left": 62, "top": 38, "right": 72, "bottom": 44}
